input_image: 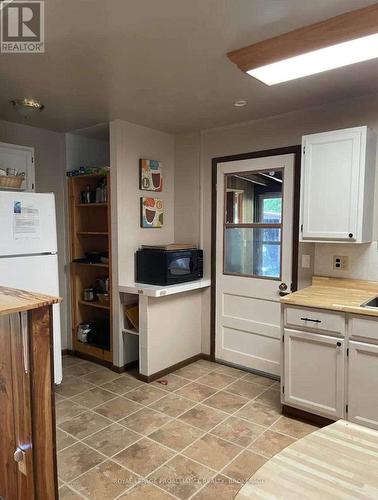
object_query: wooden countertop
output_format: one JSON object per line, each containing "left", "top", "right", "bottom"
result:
{"left": 280, "top": 276, "right": 378, "bottom": 317}
{"left": 236, "top": 419, "right": 378, "bottom": 499}
{"left": 0, "top": 286, "right": 61, "bottom": 316}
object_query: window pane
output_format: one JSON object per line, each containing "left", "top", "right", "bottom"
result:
{"left": 225, "top": 170, "right": 282, "bottom": 224}
{"left": 262, "top": 197, "right": 282, "bottom": 223}
{"left": 224, "top": 227, "right": 281, "bottom": 278}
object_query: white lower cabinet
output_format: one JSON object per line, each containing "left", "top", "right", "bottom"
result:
{"left": 348, "top": 341, "right": 378, "bottom": 430}
{"left": 283, "top": 329, "right": 345, "bottom": 419}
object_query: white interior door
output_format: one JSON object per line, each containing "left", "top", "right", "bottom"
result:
{"left": 215, "top": 154, "right": 294, "bottom": 375}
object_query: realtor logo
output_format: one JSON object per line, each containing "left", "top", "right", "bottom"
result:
{"left": 1, "top": 1, "right": 44, "bottom": 53}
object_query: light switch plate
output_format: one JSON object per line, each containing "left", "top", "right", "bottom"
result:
{"left": 333, "top": 255, "right": 349, "bottom": 270}
{"left": 301, "top": 254, "right": 311, "bottom": 268}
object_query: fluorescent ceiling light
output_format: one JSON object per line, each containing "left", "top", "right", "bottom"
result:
{"left": 247, "top": 33, "right": 378, "bottom": 85}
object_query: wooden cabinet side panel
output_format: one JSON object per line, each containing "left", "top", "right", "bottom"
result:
{"left": 0, "top": 314, "right": 18, "bottom": 500}
{"left": 10, "top": 313, "right": 35, "bottom": 499}
{"left": 28, "top": 306, "right": 58, "bottom": 500}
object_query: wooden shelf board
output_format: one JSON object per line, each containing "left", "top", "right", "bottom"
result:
{"left": 72, "top": 261, "right": 109, "bottom": 268}
{"left": 123, "top": 328, "right": 139, "bottom": 336}
{"left": 78, "top": 300, "right": 110, "bottom": 310}
{"left": 76, "top": 231, "right": 109, "bottom": 236}
{"left": 73, "top": 339, "right": 109, "bottom": 359}
{"left": 76, "top": 203, "right": 108, "bottom": 207}
{"left": 68, "top": 173, "right": 108, "bottom": 179}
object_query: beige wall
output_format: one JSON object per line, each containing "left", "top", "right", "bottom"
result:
{"left": 174, "top": 133, "right": 201, "bottom": 245}
{"left": 175, "top": 92, "right": 378, "bottom": 354}
{"left": 0, "top": 120, "right": 68, "bottom": 348}
{"left": 110, "top": 119, "right": 175, "bottom": 367}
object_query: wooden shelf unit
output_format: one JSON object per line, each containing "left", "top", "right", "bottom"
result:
{"left": 68, "top": 173, "right": 113, "bottom": 364}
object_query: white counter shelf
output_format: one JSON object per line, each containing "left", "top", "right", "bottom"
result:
{"left": 119, "top": 278, "right": 211, "bottom": 379}
{"left": 119, "top": 279, "right": 211, "bottom": 298}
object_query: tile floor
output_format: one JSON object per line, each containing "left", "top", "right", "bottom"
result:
{"left": 57, "top": 356, "right": 318, "bottom": 499}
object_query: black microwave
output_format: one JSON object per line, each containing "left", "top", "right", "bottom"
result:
{"left": 136, "top": 248, "right": 203, "bottom": 286}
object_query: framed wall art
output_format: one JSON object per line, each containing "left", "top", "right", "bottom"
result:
{"left": 140, "top": 159, "right": 163, "bottom": 192}
{"left": 140, "top": 197, "right": 164, "bottom": 228}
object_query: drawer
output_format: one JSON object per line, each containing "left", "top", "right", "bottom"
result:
{"left": 284, "top": 306, "right": 345, "bottom": 336}
{"left": 348, "top": 314, "right": 378, "bottom": 343}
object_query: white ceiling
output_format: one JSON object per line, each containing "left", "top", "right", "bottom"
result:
{"left": 1, "top": 0, "right": 377, "bottom": 133}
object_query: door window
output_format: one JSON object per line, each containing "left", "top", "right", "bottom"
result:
{"left": 224, "top": 169, "right": 283, "bottom": 279}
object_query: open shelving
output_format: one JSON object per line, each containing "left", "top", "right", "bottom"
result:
{"left": 68, "top": 172, "right": 113, "bottom": 364}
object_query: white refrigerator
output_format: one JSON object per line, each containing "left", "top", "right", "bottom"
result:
{"left": 0, "top": 191, "right": 62, "bottom": 384}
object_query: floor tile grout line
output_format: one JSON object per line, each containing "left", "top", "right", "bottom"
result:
{"left": 58, "top": 371, "right": 277, "bottom": 446}
{"left": 58, "top": 357, "right": 291, "bottom": 498}
{"left": 61, "top": 444, "right": 145, "bottom": 493}
{"left": 130, "top": 378, "right": 285, "bottom": 496}
{"left": 111, "top": 477, "right": 180, "bottom": 500}
{"left": 57, "top": 360, "right": 278, "bottom": 457}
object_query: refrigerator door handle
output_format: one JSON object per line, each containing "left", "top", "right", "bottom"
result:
{"left": 20, "top": 311, "right": 29, "bottom": 374}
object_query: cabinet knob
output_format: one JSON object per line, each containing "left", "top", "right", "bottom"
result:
{"left": 336, "top": 341, "right": 342, "bottom": 347}
{"left": 348, "top": 233, "right": 353, "bottom": 238}
{"left": 14, "top": 448, "right": 24, "bottom": 463}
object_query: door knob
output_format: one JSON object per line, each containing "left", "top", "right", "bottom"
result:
{"left": 278, "top": 283, "right": 290, "bottom": 297}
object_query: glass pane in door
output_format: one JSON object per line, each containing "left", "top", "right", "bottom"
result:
{"left": 224, "top": 168, "right": 283, "bottom": 279}
{"left": 225, "top": 170, "right": 282, "bottom": 224}
{"left": 224, "top": 227, "right": 281, "bottom": 278}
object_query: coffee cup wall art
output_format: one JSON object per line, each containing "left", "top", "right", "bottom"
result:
{"left": 140, "top": 159, "right": 163, "bottom": 192}
{"left": 140, "top": 197, "right": 164, "bottom": 228}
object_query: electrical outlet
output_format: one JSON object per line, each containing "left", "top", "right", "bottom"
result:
{"left": 333, "top": 255, "right": 349, "bottom": 271}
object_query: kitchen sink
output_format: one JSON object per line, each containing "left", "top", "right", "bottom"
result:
{"left": 361, "top": 297, "right": 378, "bottom": 308}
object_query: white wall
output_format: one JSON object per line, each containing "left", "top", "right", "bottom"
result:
{"left": 174, "top": 133, "right": 201, "bottom": 245}
{"left": 110, "top": 119, "right": 175, "bottom": 367}
{"left": 0, "top": 120, "right": 68, "bottom": 348}
{"left": 174, "top": 92, "right": 378, "bottom": 354}
{"left": 65, "top": 133, "right": 110, "bottom": 170}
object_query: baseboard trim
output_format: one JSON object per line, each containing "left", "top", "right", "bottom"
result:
{"left": 111, "top": 360, "right": 139, "bottom": 374}
{"left": 282, "top": 405, "right": 334, "bottom": 427}
{"left": 136, "top": 353, "right": 213, "bottom": 383}
{"left": 63, "top": 350, "right": 215, "bottom": 382}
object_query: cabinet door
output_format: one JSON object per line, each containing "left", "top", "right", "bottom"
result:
{"left": 348, "top": 341, "right": 378, "bottom": 430}
{"left": 0, "top": 142, "right": 35, "bottom": 192}
{"left": 301, "top": 128, "right": 362, "bottom": 241}
{"left": 283, "top": 329, "right": 345, "bottom": 419}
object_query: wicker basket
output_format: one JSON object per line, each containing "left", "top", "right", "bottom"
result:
{"left": 0, "top": 175, "right": 24, "bottom": 189}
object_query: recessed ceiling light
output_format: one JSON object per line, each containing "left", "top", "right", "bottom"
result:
{"left": 227, "top": 4, "right": 378, "bottom": 85}
{"left": 11, "top": 98, "right": 44, "bottom": 118}
{"left": 234, "top": 100, "right": 247, "bottom": 107}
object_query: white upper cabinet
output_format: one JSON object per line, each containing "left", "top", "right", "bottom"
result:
{"left": 300, "top": 126, "right": 376, "bottom": 243}
{"left": 0, "top": 142, "right": 35, "bottom": 192}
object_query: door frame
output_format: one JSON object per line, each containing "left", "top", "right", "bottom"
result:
{"left": 210, "top": 145, "right": 302, "bottom": 359}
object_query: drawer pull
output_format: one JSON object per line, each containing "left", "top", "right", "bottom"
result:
{"left": 337, "top": 342, "right": 342, "bottom": 347}
{"left": 300, "top": 317, "right": 321, "bottom": 323}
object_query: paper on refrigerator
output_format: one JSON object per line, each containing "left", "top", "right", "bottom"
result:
{"left": 13, "top": 201, "right": 41, "bottom": 240}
